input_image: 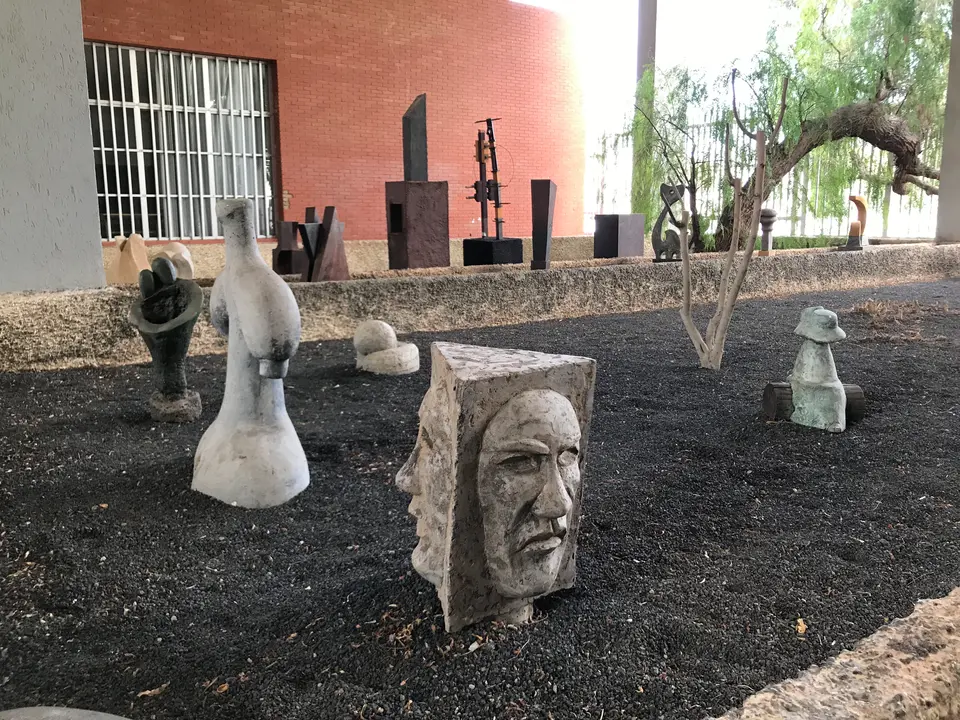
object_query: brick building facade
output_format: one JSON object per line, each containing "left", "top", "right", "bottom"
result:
{"left": 80, "top": 0, "right": 585, "bottom": 243}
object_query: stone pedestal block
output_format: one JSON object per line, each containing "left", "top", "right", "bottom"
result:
{"left": 396, "top": 342, "right": 596, "bottom": 632}
{"left": 462, "top": 237, "right": 523, "bottom": 266}
{"left": 593, "top": 214, "right": 645, "bottom": 258}
{"left": 531, "top": 179, "right": 557, "bottom": 270}
{"left": 0, "top": 709, "right": 130, "bottom": 720}
{"left": 193, "top": 199, "right": 309, "bottom": 508}
{"left": 385, "top": 181, "right": 450, "bottom": 269}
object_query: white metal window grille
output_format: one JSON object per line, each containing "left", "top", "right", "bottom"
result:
{"left": 84, "top": 42, "right": 276, "bottom": 240}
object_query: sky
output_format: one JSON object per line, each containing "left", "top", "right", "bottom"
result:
{"left": 512, "top": 0, "right": 792, "bottom": 223}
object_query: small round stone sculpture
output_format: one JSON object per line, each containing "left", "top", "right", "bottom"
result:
{"left": 127, "top": 257, "right": 203, "bottom": 423}
{"left": 353, "top": 319, "right": 419, "bottom": 375}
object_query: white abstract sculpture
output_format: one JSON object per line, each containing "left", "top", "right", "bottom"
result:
{"left": 789, "top": 306, "right": 847, "bottom": 433}
{"left": 192, "top": 199, "right": 309, "bottom": 508}
{"left": 396, "top": 342, "right": 596, "bottom": 631}
{"left": 353, "top": 320, "right": 419, "bottom": 375}
{"left": 0, "top": 709, "right": 130, "bottom": 720}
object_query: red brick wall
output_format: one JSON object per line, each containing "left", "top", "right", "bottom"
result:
{"left": 81, "top": 0, "right": 585, "bottom": 242}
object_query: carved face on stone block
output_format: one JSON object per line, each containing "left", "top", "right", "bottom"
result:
{"left": 478, "top": 389, "right": 581, "bottom": 598}
{"left": 395, "top": 383, "right": 452, "bottom": 587}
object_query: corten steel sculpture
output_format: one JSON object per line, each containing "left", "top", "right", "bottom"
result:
{"left": 651, "top": 183, "right": 685, "bottom": 261}
{"left": 386, "top": 94, "right": 451, "bottom": 269}
{"left": 272, "top": 220, "right": 308, "bottom": 276}
{"left": 464, "top": 118, "right": 523, "bottom": 266}
{"left": 298, "top": 206, "right": 349, "bottom": 282}
{"left": 396, "top": 342, "right": 596, "bottom": 632}
{"left": 193, "top": 198, "right": 309, "bottom": 509}
{"left": 839, "top": 195, "right": 869, "bottom": 251}
{"left": 530, "top": 179, "right": 557, "bottom": 270}
{"left": 128, "top": 256, "right": 203, "bottom": 423}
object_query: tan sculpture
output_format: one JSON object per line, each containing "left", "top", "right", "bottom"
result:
{"left": 849, "top": 195, "right": 867, "bottom": 236}
{"left": 105, "top": 233, "right": 150, "bottom": 285}
{"left": 155, "top": 241, "right": 195, "bottom": 280}
{"left": 396, "top": 341, "right": 596, "bottom": 631}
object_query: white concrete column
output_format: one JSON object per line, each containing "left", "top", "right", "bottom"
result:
{"left": 637, "top": 0, "right": 657, "bottom": 82}
{"left": 936, "top": 0, "right": 960, "bottom": 244}
{"left": 0, "top": 0, "right": 105, "bottom": 291}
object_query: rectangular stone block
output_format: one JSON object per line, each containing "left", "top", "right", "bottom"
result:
{"left": 396, "top": 342, "right": 597, "bottom": 632}
{"left": 531, "top": 179, "right": 557, "bottom": 270}
{"left": 385, "top": 181, "right": 450, "bottom": 269}
{"left": 462, "top": 237, "right": 523, "bottom": 266}
{"left": 593, "top": 213, "right": 645, "bottom": 259}
{"left": 402, "top": 93, "right": 428, "bottom": 182}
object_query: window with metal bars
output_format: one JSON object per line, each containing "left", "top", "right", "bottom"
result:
{"left": 84, "top": 42, "right": 276, "bottom": 241}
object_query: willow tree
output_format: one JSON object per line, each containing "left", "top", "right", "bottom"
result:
{"left": 710, "top": 0, "right": 951, "bottom": 250}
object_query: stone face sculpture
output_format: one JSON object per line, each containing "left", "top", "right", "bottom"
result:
{"left": 105, "top": 233, "right": 150, "bottom": 284}
{"left": 789, "top": 306, "right": 848, "bottom": 433}
{"left": 353, "top": 320, "right": 419, "bottom": 375}
{"left": 0, "top": 709, "right": 130, "bottom": 720}
{"left": 396, "top": 342, "right": 596, "bottom": 632}
{"left": 155, "top": 241, "right": 195, "bottom": 280}
{"left": 192, "top": 198, "right": 309, "bottom": 509}
{"left": 128, "top": 257, "right": 203, "bottom": 422}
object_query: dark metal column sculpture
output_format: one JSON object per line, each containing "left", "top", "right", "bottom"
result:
{"left": 531, "top": 179, "right": 557, "bottom": 270}
{"left": 299, "top": 206, "right": 350, "bottom": 282}
{"left": 386, "top": 94, "right": 451, "bottom": 269}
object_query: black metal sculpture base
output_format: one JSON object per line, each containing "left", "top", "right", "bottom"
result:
{"left": 463, "top": 237, "right": 523, "bottom": 266}
{"left": 128, "top": 258, "right": 203, "bottom": 423}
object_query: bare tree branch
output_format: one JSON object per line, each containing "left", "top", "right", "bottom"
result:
{"left": 902, "top": 174, "right": 939, "bottom": 195}
{"left": 724, "top": 123, "right": 735, "bottom": 186}
{"left": 731, "top": 69, "right": 757, "bottom": 141}
{"left": 772, "top": 77, "right": 789, "bottom": 141}
{"left": 637, "top": 106, "right": 691, "bottom": 185}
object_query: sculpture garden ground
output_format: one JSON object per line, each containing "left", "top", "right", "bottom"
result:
{"left": 1, "top": 279, "right": 959, "bottom": 719}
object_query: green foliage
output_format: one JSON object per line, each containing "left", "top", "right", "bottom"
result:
{"left": 626, "top": 0, "right": 952, "bottom": 234}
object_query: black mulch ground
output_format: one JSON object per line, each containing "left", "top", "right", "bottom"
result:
{"left": 2, "top": 280, "right": 960, "bottom": 720}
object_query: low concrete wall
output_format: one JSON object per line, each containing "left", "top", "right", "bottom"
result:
{"left": 715, "top": 587, "right": 960, "bottom": 720}
{"left": 6, "top": 244, "right": 959, "bottom": 372}
{"left": 101, "top": 235, "right": 601, "bottom": 279}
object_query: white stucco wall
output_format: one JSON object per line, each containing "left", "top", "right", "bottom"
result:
{"left": 0, "top": 0, "right": 104, "bottom": 292}
{"left": 937, "top": 0, "right": 960, "bottom": 244}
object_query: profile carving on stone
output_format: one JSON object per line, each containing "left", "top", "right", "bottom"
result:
{"left": 396, "top": 342, "right": 596, "bottom": 632}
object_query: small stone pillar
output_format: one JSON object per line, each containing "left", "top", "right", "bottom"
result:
{"left": 759, "top": 208, "right": 777, "bottom": 256}
{"left": 396, "top": 342, "right": 596, "bottom": 632}
{"left": 192, "top": 198, "right": 309, "bottom": 508}
{"left": 127, "top": 257, "right": 203, "bottom": 423}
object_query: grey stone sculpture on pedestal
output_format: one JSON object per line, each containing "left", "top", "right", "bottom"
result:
{"left": 128, "top": 257, "right": 203, "bottom": 422}
{"left": 192, "top": 198, "right": 309, "bottom": 508}
{"left": 354, "top": 320, "right": 419, "bottom": 375}
{"left": 396, "top": 342, "right": 596, "bottom": 632}
{"left": 789, "top": 306, "right": 848, "bottom": 433}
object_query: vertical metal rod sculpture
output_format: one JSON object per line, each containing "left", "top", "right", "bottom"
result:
{"left": 475, "top": 129, "right": 489, "bottom": 238}
{"left": 483, "top": 118, "right": 506, "bottom": 242}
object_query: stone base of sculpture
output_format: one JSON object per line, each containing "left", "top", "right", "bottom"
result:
{"left": 192, "top": 198, "right": 309, "bottom": 509}
{"left": 396, "top": 342, "right": 596, "bottom": 632}
{"left": 354, "top": 320, "right": 419, "bottom": 375}
{"left": 788, "top": 306, "right": 849, "bottom": 433}
{"left": 149, "top": 389, "right": 201, "bottom": 423}
{"left": 0, "top": 709, "right": 129, "bottom": 720}
{"left": 462, "top": 237, "right": 523, "bottom": 266}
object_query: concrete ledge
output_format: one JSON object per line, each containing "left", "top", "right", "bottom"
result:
{"left": 5, "top": 244, "right": 959, "bottom": 372}
{"left": 715, "top": 587, "right": 960, "bottom": 720}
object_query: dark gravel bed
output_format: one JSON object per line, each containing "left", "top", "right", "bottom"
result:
{"left": 2, "top": 280, "right": 960, "bottom": 720}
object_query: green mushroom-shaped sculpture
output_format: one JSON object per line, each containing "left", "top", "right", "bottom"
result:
{"left": 128, "top": 257, "right": 204, "bottom": 422}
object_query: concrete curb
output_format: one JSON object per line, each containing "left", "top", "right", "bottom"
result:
{"left": 2, "top": 245, "right": 959, "bottom": 372}
{"left": 713, "top": 587, "right": 960, "bottom": 720}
